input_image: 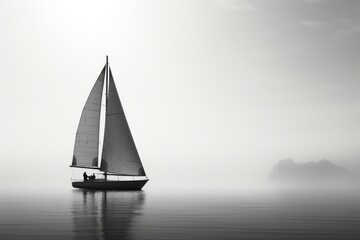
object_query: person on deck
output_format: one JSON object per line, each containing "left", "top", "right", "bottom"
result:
{"left": 83, "top": 172, "right": 88, "bottom": 181}
{"left": 89, "top": 173, "right": 95, "bottom": 180}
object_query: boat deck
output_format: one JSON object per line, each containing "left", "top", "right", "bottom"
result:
{"left": 72, "top": 179, "right": 149, "bottom": 190}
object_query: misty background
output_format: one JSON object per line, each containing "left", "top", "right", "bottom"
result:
{"left": 1, "top": 0, "right": 360, "bottom": 192}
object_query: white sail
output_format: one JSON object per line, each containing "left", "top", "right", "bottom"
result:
{"left": 71, "top": 66, "right": 105, "bottom": 168}
{"left": 100, "top": 68, "right": 146, "bottom": 176}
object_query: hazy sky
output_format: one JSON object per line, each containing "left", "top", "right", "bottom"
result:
{"left": 1, "top": 0, "right": 360, "bottom": 190}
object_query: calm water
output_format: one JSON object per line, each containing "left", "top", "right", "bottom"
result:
{"left": 0, "top": 188, "right": 360, "bottom": 240}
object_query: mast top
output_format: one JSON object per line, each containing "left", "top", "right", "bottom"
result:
{"left": 106, "top": 55, "right": 108, "bottom": 64}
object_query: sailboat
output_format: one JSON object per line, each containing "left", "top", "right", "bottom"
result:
{"left": 70, "top": 56, "right": 149, "bottom": 190}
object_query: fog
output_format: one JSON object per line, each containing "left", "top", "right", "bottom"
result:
{"left": 269, "top": 159, "right": 359, "bottom": 193}
{"left": 1, "top": 0, "right": 360, "bottom": 194}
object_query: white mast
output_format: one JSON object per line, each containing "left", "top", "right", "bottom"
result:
{"left": 104, "top": 55, "right": 109, "bottom": 179}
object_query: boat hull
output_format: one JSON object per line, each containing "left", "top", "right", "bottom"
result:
{"left": 72, "top": 179, "right": 149, "bottom": 190}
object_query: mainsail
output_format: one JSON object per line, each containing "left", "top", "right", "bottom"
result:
{"left": 100, "top": 68, "right": 146, "bottom": 176}
{"left": 71, "top": 67, "right": 105, "bottom": 168}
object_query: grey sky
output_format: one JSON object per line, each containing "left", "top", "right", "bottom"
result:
{"left": 1, "top": 0, "right": 360, "bottom": 190}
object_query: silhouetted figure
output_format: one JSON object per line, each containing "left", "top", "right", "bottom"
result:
{"left": 83, "top": 172, "right": 88, "bottom": 181}
{"left": 89, "top": 173, "right": 95, "bottom": 181}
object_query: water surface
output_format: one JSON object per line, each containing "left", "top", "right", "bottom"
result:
{"left": 0, "top": 188, "right": 359, "bottom": 239}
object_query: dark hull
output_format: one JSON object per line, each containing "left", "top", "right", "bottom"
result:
{"left": 72, "top": 179, "right": 149, "bottom": 190}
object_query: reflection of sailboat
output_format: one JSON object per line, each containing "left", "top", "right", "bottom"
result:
{"left": 102, "top": 191, "right": 145, "bottom": 239}
{"left": 70, "top": 56, "right": 149, "bottom": 190}
{"left": 72, "top": 190, "right": 145, "bottom": 240}
{"left": 72, "top": 191, "right": 102, "bottom": 240}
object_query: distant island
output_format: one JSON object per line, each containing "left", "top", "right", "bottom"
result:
{"left": 270, "top": 159, "right": 353, "bottom": 185}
